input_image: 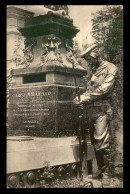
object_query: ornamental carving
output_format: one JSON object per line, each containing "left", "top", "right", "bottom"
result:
{"left": 44, "top": 5, "right": 69, "bottom": 15}
{"left": 65, "top": 41, "right": 78, "bottom": 66}
{"left": 23, "top": 38, "right": 37, "bottom": 63}
{"left": 65, "top": 39, "right": 74, "bottom": 50}
{"left": 41, "top": 34, "right": 63, "bottom": 64}
{"left": 42, "top": 34, "right": 61, "bottom": 50}
{"left": 11, "top": 48, "right": 25, "bottom": 66}
{"left": 11, "top": 36, "right": 25, "bottom": 66}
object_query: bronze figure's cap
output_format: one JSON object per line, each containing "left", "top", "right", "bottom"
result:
{"left": 81, "top": 44, "right": 98, "bottom": 58}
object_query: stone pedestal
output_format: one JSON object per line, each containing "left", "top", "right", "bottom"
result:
{"left": 7, "top": 7, "right": 96, "bottom": 183}
{"left": 8, "top": 10, "right": 87, "bottom": 137}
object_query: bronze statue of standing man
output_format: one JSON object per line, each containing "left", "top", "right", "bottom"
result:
{"left": 73, "top": 44, "right": 118, "bottom": 179}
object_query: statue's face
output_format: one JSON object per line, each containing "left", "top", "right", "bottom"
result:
{"left": 84, "top": 55, "right": 97, "bottom": 66}
{"left": 84, "top": 55, "right": 98, "bottom": 72}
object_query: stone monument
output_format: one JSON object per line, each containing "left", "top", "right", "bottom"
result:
{"left": 8, "top": 5, "right": 87, "bottom": 137}
{"left": 7, "top": 7, "right": 96, "bottom": 188}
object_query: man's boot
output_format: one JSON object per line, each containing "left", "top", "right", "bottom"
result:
{"left": 92, "top": 149, "right": 107, "bottom": 179}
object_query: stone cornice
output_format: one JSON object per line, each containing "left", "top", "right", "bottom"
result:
{"left": 18, "top": 16, "right": 79, "bottom": 39}
{"left": 11, "top": 65, "right": 87, "bottom": 76}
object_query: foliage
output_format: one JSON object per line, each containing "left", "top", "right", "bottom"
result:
{"left": 90, "top": 5, "right": 123, "bottom": 108}
{"left": 90, "top": 6, "right": 123, "bottom": 173}
{"left": 91, "top": 5, "right": 123, "bottom": 59}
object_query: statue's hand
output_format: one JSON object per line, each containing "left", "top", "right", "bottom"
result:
{"left": 73, "top": 96, "right": 80, "bottom": 104}
{"left": 73, "top": 97, "right": 84, "bottom": 110}
{"left": 73, "top": 94, "right": 91, "bottom": 105}
{"left": 80, "top": 93, "right": 91, "bottom": 103}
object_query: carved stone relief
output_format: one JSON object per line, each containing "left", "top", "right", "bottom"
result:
{"left": 11, "top": 36, "right": 25, "bottom": 66}
{"left": 12, "top": 38, "right": 37, "bottom": 67}
{"left": 41, "top": 34, "right": 63, "bottom": 64}
{"left": 23, "top": 38, "right": 37, "bottom": 64}
{"left": 40, "top": 35, "right": 79, "bottom": 67}
{"left": 65, "top": 40, "right": 78, "bottom": 66}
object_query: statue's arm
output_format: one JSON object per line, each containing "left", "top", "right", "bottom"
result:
{"left": 74, "top": 65, "right": 118, "bottom": 104}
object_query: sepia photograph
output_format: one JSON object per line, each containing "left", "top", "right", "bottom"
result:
{"left": 6, "top": 5, "right": 123, "bottom": 188}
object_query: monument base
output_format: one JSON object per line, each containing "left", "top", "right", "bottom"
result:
{"left": 8, "top": 84, "right": 86, "bottom": 137}
{"left": 7, "top": 136, "right": 95, "bottom": 174}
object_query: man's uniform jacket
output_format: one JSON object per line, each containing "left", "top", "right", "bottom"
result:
{"left": 80, "top": 60, "right": 118, "bottom": 150}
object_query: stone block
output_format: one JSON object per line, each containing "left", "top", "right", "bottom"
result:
{"left": 8, "top": 84, "right": 87, "bottom": 137}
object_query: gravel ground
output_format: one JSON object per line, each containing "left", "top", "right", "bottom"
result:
{"left": 39, "top": 174, "right": 123, "bottom": 188}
